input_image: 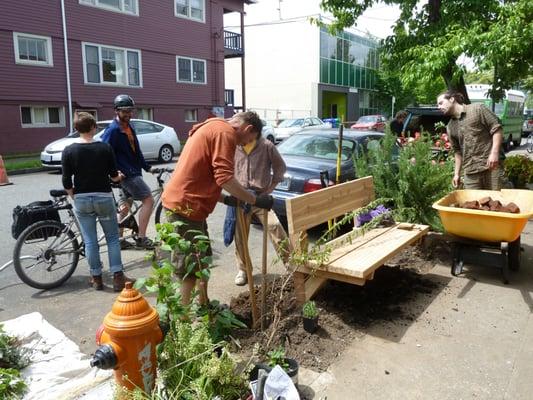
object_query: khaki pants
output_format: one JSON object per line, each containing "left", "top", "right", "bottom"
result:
{"left": 463, "top": 166, "right": 504, "bottom": 190}
{"left": 235, "top": 207, "right": 289, "bottom": 272}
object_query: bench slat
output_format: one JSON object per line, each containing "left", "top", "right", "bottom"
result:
{"left": 286, "top": 176, "right": 374, "bottom": 235}
{"left": 307, "top": 224, "right": 429, "bottom": 278}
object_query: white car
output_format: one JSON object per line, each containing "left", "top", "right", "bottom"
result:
{"left": 261, "top": 119, "right": 276, "bottom": 143}
{"left": 274, "top": 117, "right": 327, "bottom": 143}
{"left": 40, "top": 119, "right": 181, "bottom": 168}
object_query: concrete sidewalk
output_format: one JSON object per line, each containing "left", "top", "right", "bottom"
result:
{"left": 312, "top": 221, "right": 533, "bottom": 400}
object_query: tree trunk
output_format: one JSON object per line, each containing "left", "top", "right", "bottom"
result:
{"left": 442, "top": 63, "right": 470, "bottom": 104}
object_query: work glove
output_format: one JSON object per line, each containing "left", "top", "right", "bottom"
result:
{"left": 254, "top": 194, "right": 274, "bottom": 210}
{"left": 223, "top": 195, "right": 239, "bottom": 207}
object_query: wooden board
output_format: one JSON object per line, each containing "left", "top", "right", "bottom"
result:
{"left": 286, "top": 176, "right": 374, "bottom": 235}
{"left": 307, "top": 224, "right": 430, "bottom": 278}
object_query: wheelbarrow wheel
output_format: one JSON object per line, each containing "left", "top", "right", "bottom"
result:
{"left": 508, "top": 237, "right": 521, "bottom": 271}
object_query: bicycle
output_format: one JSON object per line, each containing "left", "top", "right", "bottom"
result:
{"left": 7, "top": 168, "right": 173, "bottom": 290}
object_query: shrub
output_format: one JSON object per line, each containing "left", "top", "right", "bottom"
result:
{"left": 355, "top": 132, "right": 453, "bottom": 231}
{"left": 504, "top": 155, "right": 533, "bottom": 189}
{"left": 302, "top": 301, "right": 318, "bottom": 319}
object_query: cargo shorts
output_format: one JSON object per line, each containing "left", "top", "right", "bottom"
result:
{"left": 165, "top": 209, "right": 212, "bottom": 279}
{"left": 463, "top": 166, "right": 505, "bottom": 190}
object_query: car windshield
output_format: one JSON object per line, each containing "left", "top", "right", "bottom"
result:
{"left": 278, "top": 119, "right": 304, "bottom": 128}
{"left": 357, "top": 116, "right": 377, "bottom": 123}
{"left": 67, "top": 131, "right": 80, "bottom": 138}
{"left": 277, "top": 134, "right": 355, "bottom": 161}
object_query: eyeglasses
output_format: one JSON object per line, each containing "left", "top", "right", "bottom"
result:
{"left": 117, "top": 108, "right": 134, "bottom": 114}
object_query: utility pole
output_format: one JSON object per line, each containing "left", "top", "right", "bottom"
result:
{"left": 277, "top": 0, "right": 282, "bottom": 20}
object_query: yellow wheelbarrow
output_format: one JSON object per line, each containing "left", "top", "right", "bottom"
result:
{"left": 433, "top": 189, "right": 533, "bottom": 283}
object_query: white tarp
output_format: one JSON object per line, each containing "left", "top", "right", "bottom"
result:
{"left": 2, "top": 312, "right": 112, "bottom": 400}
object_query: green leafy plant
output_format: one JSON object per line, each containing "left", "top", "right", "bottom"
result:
{"left": 0, "top": 368, "right": 27, "bottom": 399}
{"left": 0, "top": 325, "right": 31, "bottom": 399}
{"left": 302, "top": 301, "right": 319, "bottom": 319}
{"left": 267, "top": 346, "right": 289, "bottom": 371}
{"left": 504, "top": 155, "right": 533, "bottom": 189}
{"left": 356, "top": 132, "right": 453, "bottom": 231}
{"left": 197, "top": 300, "right": 247, "bottom": 343}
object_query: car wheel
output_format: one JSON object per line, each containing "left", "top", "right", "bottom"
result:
{"left": 158, "top": 145, "right": 174, "bottom": 163}
{"left": 511, "top": 135, "right": 521, "bottom": 147}
{"left": 267, "top": 135, "right": 275, "bottom": 143}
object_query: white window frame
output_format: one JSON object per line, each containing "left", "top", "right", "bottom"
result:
{"left": 136, "top": 107, "right": 153, "bottom": 121}
{"left": 174, "top": 0, "right": 205, "bottom": 23}
{"left": 79, "top": 0, "right": 139, "bottom": 16}
{"left": 13, "top": 32, "right": 54, "bottom": 67}
{"left": 82, "top": 42, "right": 143, "bottom": 87}
{"left": 184, "top": 109, "right": 198, "bottom": 122}
{"left": 176, "top": 56, "right": 207, "bottom": 85}
{"left": 20, "top": 106, "right": 65, "bottom": 128}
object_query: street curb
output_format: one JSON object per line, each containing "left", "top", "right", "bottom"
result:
{"left": 8, "top": 167, "right": 49, "bottom": 176}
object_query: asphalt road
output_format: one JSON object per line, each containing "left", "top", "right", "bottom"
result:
{"left": 0, "top": 165, "right": 285, "bottom": 354}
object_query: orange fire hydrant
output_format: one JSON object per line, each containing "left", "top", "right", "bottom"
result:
{"left": 90, "top": 282, "right": 163, "bottom": 395}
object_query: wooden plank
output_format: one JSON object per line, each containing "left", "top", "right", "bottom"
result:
{"left": 296, "top": 264, "right": 368, "bottom": 286}
{"left": 286, "top": 176, "right": 374, "bottom": 235}
{"left": 294, "top": 271, "right": 307, "bottom": 305}
{"left": 304, "top": 276, "right": 328, "bottom": 302}
{"left": 308, "top": 224, "right": 430, "bottom": 278}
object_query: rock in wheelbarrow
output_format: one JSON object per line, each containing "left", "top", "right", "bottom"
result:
{"left": 501, "top": 202, "right": 521, "bottom": 214}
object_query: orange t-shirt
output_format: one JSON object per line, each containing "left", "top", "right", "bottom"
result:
{"left": 123, "top": 125, "right": 136, "bottom": 152}
{"left": 162, "top": 118, "right": 237, "bottom": 221}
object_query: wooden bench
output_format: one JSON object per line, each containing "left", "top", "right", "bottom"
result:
{"left": 285, "top": 176, "right": 430, "bottom": 304}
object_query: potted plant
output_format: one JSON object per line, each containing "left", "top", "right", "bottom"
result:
{"left": 302, "top": 300, "right": 319, "bottom": 333}
{"left": 266, "top": 346, "right": 299, "bottom": 386}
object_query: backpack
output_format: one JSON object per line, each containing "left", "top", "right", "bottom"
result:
{"left": 11, "top": 201, "right": 61, "bottom": 240}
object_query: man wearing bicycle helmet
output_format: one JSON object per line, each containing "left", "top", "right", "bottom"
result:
{"left": 102, "top": 94, "right": 155, "bottom": 249}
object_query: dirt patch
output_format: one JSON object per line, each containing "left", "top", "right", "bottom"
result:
{"left": 229, "top": 242, "right": 452, "bottom": 373}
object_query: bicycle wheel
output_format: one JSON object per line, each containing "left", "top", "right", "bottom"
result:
{"left": 13, "top": 220, "right": 80, "bottom": 290}
{"left": 154, "top": 201, "right": 164, "bottom": 225}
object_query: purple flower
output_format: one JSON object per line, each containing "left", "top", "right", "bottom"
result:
{"left": 369, "top": 205, "right": 390, "bottom": 218}
{"left": 356, "top": 205, "right": 390, "bottom": 227}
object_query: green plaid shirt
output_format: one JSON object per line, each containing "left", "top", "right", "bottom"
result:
{"left": 448, "top": 103, "right": 502, "bottom": 174}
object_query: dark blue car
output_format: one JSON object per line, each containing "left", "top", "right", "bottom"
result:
{"left": 272, "top": 129, "right": 390, "bottom": 220}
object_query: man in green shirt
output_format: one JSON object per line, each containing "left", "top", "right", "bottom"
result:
{"left": 437, "top": 90, "right": 504, "bottom": 190}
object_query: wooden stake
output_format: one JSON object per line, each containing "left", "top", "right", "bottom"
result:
{"left": 235, "top": 205, "right": 259, "bottom": 328}
{"left": 261, "top": 209, "right": 268, "bottom": 330}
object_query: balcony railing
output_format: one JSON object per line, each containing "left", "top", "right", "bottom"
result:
{"left": 224, "top": 30, "right": 243, "bottom": 58}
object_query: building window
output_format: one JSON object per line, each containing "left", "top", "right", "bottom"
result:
{"left": 176, "top": 57, "right": 206, "bottom": 84}
{"left": 79, "top": 0, "right": 138, "bottom": 16}
{"left": 185, "top": 109, "right": 198, "bottom": 122}
{"left": 13, "top": 32, "right": 53, "bottom": 67}
{"left": 20, "top": 106, "right": 65, "bottom": 127}
{"left": 83, "top": 42, "right": 142, "bottom": 87}
{"left": 175, "top": 0, "right": 205, "bottom": 22}
{"left": 136, "top": 108, "right": 153, "bottom": 121}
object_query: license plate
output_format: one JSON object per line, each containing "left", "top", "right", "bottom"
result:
{"left": 277, "top": 176, "right": 290, "bottom": 190}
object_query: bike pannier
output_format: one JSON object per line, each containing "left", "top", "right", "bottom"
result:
{"left": 11, "top": 201, "right": 61, "bottom": 240}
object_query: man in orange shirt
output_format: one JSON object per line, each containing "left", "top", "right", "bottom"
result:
{"left": 161, "top": 111, "right": 273, "bottom": 305}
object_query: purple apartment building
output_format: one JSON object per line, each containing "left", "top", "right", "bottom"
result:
{"left": 0, "top": 0, "right": 248, "bottom": 154}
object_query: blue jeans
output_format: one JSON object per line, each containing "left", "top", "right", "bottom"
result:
{"left": 73, "top": 195, "right": 123, "bottom": 276}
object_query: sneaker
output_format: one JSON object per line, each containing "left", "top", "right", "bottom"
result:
{"left": 135, "top": 236, "right": 154, "bottom": 250}
{"left": 89, "top": 275, "right": 103, "bottom": 291}
{"left": 119, "top": 238, "right": 135, "bottom": 250}
{"left": 113, "top": 271, "right": 136, "bottom": 292}
{"left": 234, "top": 270, "right": 247, "bottom": 286}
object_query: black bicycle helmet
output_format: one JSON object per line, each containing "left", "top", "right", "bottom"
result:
{"left": 113, "top": 94, "right": 135, "bottom": 110}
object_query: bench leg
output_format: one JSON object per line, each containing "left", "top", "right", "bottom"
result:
{"left": 294, "top": 271, "right": 328, "bottom": 305}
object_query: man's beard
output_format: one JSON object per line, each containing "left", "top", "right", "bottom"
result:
{"left": 118, "top": 114, "right": 130, "bottom": 123}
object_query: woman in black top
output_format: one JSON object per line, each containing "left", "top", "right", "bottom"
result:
{"left": 62, "top": 112, "right": 132, "bottom": 291}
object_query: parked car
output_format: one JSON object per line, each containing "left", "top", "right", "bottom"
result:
{"left": 274, "top": 117, "right": 327, "bottom": 143}
{"left": 403, "top": 107, "right": 451, "bottom": 136}
{"left": 523, "top": 109, "right": 533, "bottom": 137}
{"left": 271, "top": 129, "right": 394, "bottom": 219}
{"left": 261, "top": 119, "right": 276, "bottom": 143}
{"left": 40, "top": 119, "right": 181, "bottom": 168}
{"left": 350, "top": 115, "right": 387, "bottom": 131}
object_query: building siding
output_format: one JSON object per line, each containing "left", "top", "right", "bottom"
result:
{"left": 0, "top": 0, "right": 244, "bottom": 154}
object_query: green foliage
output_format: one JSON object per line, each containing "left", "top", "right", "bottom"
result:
{"left": 319, "top": 0, "right": 533, "bottom": 103}
{"left": 0, "top": 325, "right": 31, "bottom": 399}
{"left": 302, "top": 301, "right": 319, "bottom": 319}
{"left": 504, "top": 155, "right": 533, "bottom": 189}
{"left": 196, "top": 300, "right": 247, "bottom": 343}
{"left": 267, "top": 346, "right": 289, "bottom": 371}
{"left": 356, "top": 133, "right": 453, "bottom": 231}
{"left": 0, "top": 368, "right": 27, "bottom": 399}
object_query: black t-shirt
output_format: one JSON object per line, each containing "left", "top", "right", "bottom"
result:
{"left": 390, "top": 119, "right": 403, "bottom": 136}
{"left": 62, "top": 141, "right": 118, "bottom": 194}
